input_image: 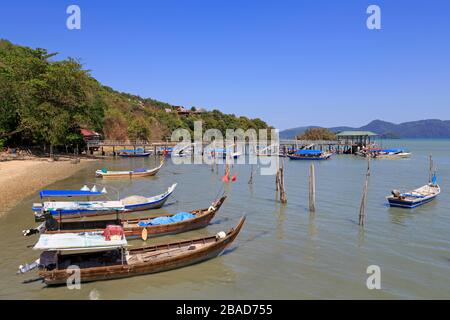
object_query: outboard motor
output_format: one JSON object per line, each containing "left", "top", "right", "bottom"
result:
{"left": 17, "top": 259, "right": 40, "bottom": 274}
{"left": 391, "top": 190, "right": 401, "bottom": 198}
{"left": 44, "top": 212, "right": 59, "bottom": 231}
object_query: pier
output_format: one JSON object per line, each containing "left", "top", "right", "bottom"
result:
{"left": 86, "top": 135, "right": 377, "bottom": 157}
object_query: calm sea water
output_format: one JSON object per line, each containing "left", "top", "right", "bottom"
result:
{"left": 0, "top": 139, "right": 449, "bottom": 299}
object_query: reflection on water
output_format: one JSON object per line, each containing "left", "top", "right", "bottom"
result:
{"left": 275, "top": 205, "right": 286, "bottom": 240}
{"left": 0, "top": 139, "right": 450, "bottom": 299}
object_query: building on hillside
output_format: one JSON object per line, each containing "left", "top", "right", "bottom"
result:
{"left": 172, "top": 106, "right": 207, "bottom": 116}
{"left": 80, "top": 128, "right": 101, "bottom": 151}
{"left": 175, "top": 106, "right": 191, "bottom": 116}
{"left": 336, "top": 131, "right": 378, "bottom": 153}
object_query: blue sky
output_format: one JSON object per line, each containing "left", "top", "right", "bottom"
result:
{"left": 1, "top": 0, "right": 449, "bottom": 130}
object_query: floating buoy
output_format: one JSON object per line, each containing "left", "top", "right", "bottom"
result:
{"left": 141, "top": 228, "right": 148, "bottom": 241}
{"left": 216, "top": 231, "right": 226, "bottom": 239}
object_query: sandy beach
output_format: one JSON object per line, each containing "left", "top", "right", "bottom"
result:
{"left": 0, "top": 158, "right": 95, "bottom": 215}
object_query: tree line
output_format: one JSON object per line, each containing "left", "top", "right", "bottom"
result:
{"left": 0, "top": 39, "right": 271, "bottom": 149}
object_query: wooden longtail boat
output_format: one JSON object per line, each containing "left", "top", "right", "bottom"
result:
{"left": 95, "top": 160, "right": 164, "bottom": 178}
{"left": 21, "top": 216, "right": 245, "bottom": 285}
{"left": 25, "top": 196, "right": 227, "bottom": 239}
{"left": 33, "top": 184, "right": 177, "bottom": 221}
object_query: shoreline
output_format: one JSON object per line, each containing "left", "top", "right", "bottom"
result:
{"left": 0, "top": 158, "right": 96, "bottom": 215}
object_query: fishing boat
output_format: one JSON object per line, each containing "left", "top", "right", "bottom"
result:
{"left": 95, "top": 159, "right": 164, "bottom": 178}
{"left": 357, "top": 148, "right": 411, "bottom": 159}
{"left": 287, "top": 149, "right": 332, "bottom": 160}
{"left": 32, "top": 184, "right": 177, "bottom": 220}
{"left": 18, "top": 216, "right": 245, "bottom": 285}
{"left": 387, "top": 174, "right": 440, "bottom": 208}
{"left": 213, "top": 148, "right": 241, "bottom": 159}
{"left": 256, "top": 145, "right": 283, "bottom": 157}
{"left": 374, "top": 148, "right": 411, "bottom": 159}
{"left": 171, "top": 144, "right": 193, "bottom": 157}
{"left": 24, "top": 196, "right": 227, "bottom": 239}
{"left": 118, "top": 148, "right": 151, "bottom": 157}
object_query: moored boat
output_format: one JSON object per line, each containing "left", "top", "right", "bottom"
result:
{"left": 206, "top": 147, "right": 241, "bottom": 159}
{"left": 288, "top": 149, "right": 332, "bottom": 160}
{"left": 357, "top": 148, "right": 411, "bottom": 159}
{"left": 32, "top": 184, "right": 177, "bottom": 220}
{"left": 18, "top": 216, "right": 246, "bottom": 285}
{"left": 24, "top": 196, "right": 227, "bottom": 239}
{"left": 387, "top": 183, "right": 440, "bottom": 208}
{"left": 95, "top": 159, "right": 164, "bottom": 178}
{"left": 118, "top": 148, "right": 151, "bottom": 157}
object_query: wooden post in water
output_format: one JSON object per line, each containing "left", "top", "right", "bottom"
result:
{"left": 278, "top": 159, "right": 287, "bottom": 203}
{"left": 275, "top": 156, "right": 280, "bottom": 191}
{"left": 358, "top": 156, "right": 371, "bottom": 226}
{"left": 224, "top": 163, "right": 230, "bottom": 180}
{"left": 309, "top": 164, "right": 316, "bottom": 213}
{"left": 248, "top": 164, "right": 254, "bottom": 184}
{"left": 275, "top": 170, "right": 280, "bottom": 191}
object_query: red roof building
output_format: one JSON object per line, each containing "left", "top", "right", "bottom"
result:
{"left": 80, "top": 129, "right": 101, "bottom": 139}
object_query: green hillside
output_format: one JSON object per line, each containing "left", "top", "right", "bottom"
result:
{"left": 0, "top": 39, "right": 270, "bottom": 148}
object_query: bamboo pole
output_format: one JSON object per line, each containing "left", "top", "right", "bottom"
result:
{"left": 279, "top": 159, "right": 287, "bottom": 203}
{"left": 224, "top": 163, "right": 230, "bottom": 180}
{"left": 309, "top": 164, "right": 316, "bottom": 213}
{"left": 358, "top": 156, "right": 371, "bottom": 226}
{"left": 275, "top": 170, "right": 280, "bottom": 191}
{"left": 275, "top": 156, "right": 280, "bottom": 191}
{"left": 211, "top": 141, "right": 216, "bottom": 172}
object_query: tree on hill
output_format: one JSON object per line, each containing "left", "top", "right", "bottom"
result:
{"left": 0, "top": 39, "right": 272, "bottom": 148}
{"left": 297, "top": 128, "right": 336, "bottom": 140}
{"left": 0, "top": 40, "right": 104, "bottom": 148}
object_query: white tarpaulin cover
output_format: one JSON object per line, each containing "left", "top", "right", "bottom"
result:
{"left": 43, "top": 200, "right": 124, "bottom": 212}
{"left": 33, "top": 232, "right": 127, "bottom": 251}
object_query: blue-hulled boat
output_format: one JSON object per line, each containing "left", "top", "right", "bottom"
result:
{"left": 387, "top": 174, "right": 440, "bottom": 208}
{"left": 118, "top": 148, "right": 151, "bottom": 157}
{"left": 32, "top": 183, "right": 177, "bottom": 220}
{"left": 288, "top": 149, "right": 332, "bottom": 160}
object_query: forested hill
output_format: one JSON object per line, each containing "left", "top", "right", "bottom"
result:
{"left": 0, "top": 39, "right": 270, "bottom": 148}
{"left": 280, "top": 119, "right": 450, "bottom": 139}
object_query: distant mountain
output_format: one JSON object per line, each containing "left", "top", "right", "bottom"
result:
{"left": 280, "top": 119, "right": 450, "bottom": 139}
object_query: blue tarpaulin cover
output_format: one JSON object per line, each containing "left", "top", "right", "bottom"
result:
{"left": 119, "top": 148, "right": 145, "bottom": 153}
{"left": 295, "top": 150, "right": 322, "bottom": 155}
{"left": 381, "top": 149, "right": 403, "bottom": 153}
{"left": 40, "top": 190, "right": 102, "bottom": 199}
{"left": 138, "top": 212, "right": 195, "bottom": 227}
{"left": 133, "top": 168, "right": 147, "bottom": 173}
